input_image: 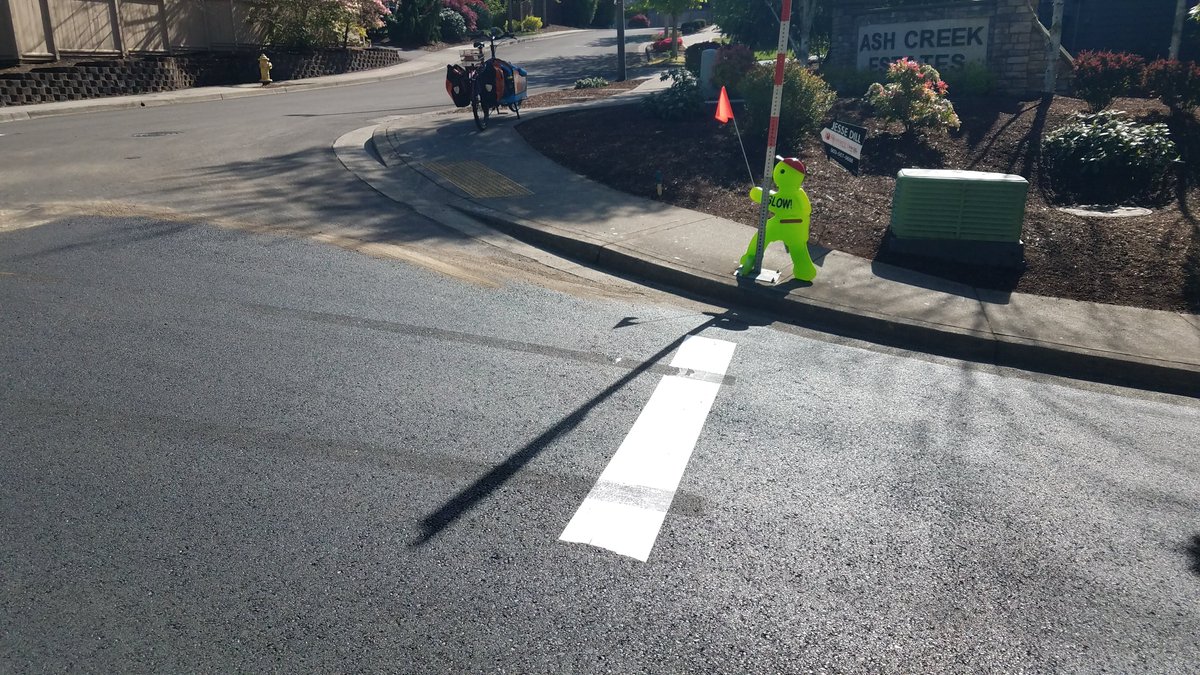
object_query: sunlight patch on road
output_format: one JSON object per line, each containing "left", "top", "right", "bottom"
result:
{"left": 0, "top": 202, "right": 187, "bottom": 233}
{"left": 310, "top": 232, "right": 501, "bottom": 288}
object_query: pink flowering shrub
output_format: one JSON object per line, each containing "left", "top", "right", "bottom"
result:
{"left": 651, "top": 35, "right": 683, "bottom": 53}
{"left": 441, "top": 0, "right": 486, "bottom": 30}
{"left": 865, "top": 57, "right": 960, "bottom": 133}
{"left": 255, "top": 0, "right": 391, "bottom": 48}
{"left": 351, "top": 0, "right": 390, "bottom": 29}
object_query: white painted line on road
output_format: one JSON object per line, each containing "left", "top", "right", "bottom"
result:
{"left": 560, "top": 336, "right": 736, "bottom": 561}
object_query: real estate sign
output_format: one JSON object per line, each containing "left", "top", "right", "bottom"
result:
{"left": 820, "top": 120, "right": 865, "bottom": 176}
{"left": 857, "top": 18, "right": 990, "bottom": 71}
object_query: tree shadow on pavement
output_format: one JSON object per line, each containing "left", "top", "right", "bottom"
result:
{"left": 174, "top": 146, "right": 469, "bottom": 246}
{"left": 6, "top": 219, "right": 194, "bottom": 261}
{"left": 1187, "top": 535, "right": 1200, "bottom": 577}
{"left": 587, "top": 34, "right": 655, "bottom": 48}
{"left": 514, "top": 53, "right": 655, "bottom": 90}
{"left": 411, "top": 308, "right": 763, "bottom": 546}
{"left": 871, "top": 246, "right": 1024, "bottom": 300}
{"left": 284, "top": 104, "right": 448, "bottom": 117}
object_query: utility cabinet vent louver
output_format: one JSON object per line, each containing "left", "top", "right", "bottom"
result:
{"left": 890, "top": 169, "right": 1028, "bottom": 243}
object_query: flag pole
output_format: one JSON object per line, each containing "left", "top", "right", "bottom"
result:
{"left": 742, "top": 0, "right": 792, "bottom": 282}
{"left": 731, "top": 117, "right": 754, "bottom": 185}
{"left": 715, "top": 86, "right": 755, "bottom": 185}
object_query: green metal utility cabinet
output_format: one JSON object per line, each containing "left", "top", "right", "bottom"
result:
{"left": 890, "top": 169, "right": 1029, "bottom": 243}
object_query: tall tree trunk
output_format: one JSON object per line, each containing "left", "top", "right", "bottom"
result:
{"left": 670, "top": 12, "right": 678, "bottom": 57}
{"left": 1043, "top": 0, "right": 1064, "bottom": 96}
{"left": 796, "top": 0, "right": 812, "bottom": 62}
{"left": 1171, "top": 0, "right": 1188, "bottom": 60}
{"left": 616, "top": 0, "right": 626, "bottom": 80}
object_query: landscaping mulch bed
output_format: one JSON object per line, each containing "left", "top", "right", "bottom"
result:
{"left": 515, "top": 89, "right": 1200, "bottom": 314}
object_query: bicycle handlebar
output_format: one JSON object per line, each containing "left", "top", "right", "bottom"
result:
{"left": 472, "top": 30, "right": 518, "bottom": 60}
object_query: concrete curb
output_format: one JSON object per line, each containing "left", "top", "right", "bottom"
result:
{"left": 447, "top": 199, "right": 1198, "bottom": 397}
{"left": 345, "top": 114, "right": 1199, "bottom": 397}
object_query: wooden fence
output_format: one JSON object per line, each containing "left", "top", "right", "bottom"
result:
{"left": 1, "top": 0, "right": 264, "bottom": 64}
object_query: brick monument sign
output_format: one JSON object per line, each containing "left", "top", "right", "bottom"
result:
{"left": 829, "top": 0, "right": 1073, "bottom": 95}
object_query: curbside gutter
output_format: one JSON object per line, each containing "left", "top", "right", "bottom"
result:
{"left": 350, "top": 68, "right": 1196, "bottom": 401}
{"left": 448, "top": 200, "right": 1199, "bottom": 398}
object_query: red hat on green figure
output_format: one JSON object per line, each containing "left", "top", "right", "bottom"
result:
{"left": 776, "top": 156, "right": 807, "bottom": 175}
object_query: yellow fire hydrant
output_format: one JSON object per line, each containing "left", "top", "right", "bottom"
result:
{"left": 258, "top": 53, "right": 272, "bottom": 85}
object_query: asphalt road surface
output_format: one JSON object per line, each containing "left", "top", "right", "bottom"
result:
{"left": 4, "top": 214, "right": 1199, "bottom": 672}
{"left": 2, "top": 29, "right": 1200, "bottom": 673}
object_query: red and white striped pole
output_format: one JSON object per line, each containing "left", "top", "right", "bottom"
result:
{"left": 747, "top": 0, "right": 792, "bottom": 280}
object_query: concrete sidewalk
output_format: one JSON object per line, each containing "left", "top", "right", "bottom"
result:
{"left": 357, "top": 92, "right": 1199, "bottom": 397}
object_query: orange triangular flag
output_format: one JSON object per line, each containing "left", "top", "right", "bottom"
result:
{"left": 715, "top": 86, "right": 734, "bottom": 124}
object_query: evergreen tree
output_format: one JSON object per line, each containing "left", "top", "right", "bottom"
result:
{"left": 386, "top": 0, "right": 442, "bottom": 45}
{"left": 708, "top": 0, "right": 830, "bottom": 60}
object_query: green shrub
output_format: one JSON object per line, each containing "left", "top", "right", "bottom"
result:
{"left": 1072, "top": 50, "right": 1146, "bottom": 112}
{"left": 865, "top": 57, "right": 960, "bottom": 133}
{"left": 941, "top": 62, "right": 994, "bottom": 98}
{"left": 642, "top": 68, "right": 705, "bottom": 120}
{"left": 574, "top": 76, "right": 609, "bottom": 89}
{"left": 385, "top": 0, "right": 440, "bottom": 45}
{"left": 681, "top": 19, "right": 706, "bottom": 34}
{"left": 560, "top": 0, "right": 599, "bottom": 27}
{"left": 741, "top": 62, "right": 836, "bottom": 151}
{"left": 1042, "top": 111, "right": 1178, "bottom": 205}
{"left": 440, "top": 8, "right": 467, "bottom": 42}
{"left": 712, "top": 44, "right": 757, "bottom": 96}
{"left": 252, "top": 0, "right": 353, "bottom": 48}
{"left": 684, "top": 40, "right": 722, "bottom": 77}
{"left": 819, "top": 66, "right": 883, "bottom": 98}
{"left": 591, "top": 0, "right": 615, "bottom": 27}
{"left": 521, "top": 15, "right": 543, "bottom": 32}
{"left": 1143, "top": 59, "right": 1200, "bottom": 112}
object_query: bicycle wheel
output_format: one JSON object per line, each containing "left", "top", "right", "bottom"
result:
{"left": 471, "top": 95, "right": 488, "bottom": 131}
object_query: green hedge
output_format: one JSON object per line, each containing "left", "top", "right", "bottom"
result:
{"left": 560, "top": 0, "right": 598, "bottom": 28}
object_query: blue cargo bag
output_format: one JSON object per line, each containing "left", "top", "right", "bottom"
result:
{"left": 494, "top": 60, "right": 527, "bottom": 106}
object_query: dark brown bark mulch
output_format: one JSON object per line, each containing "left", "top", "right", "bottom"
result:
{"left": 515, "top": 89, "right": 1200, "bottom": 314}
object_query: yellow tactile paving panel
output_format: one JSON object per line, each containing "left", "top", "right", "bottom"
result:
{"left": 422, "top": 160, "right": 532, "bottom": 198}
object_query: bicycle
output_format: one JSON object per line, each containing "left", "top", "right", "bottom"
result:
{"left": 445, "top": 29, "right": 528, "bottom": 131}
